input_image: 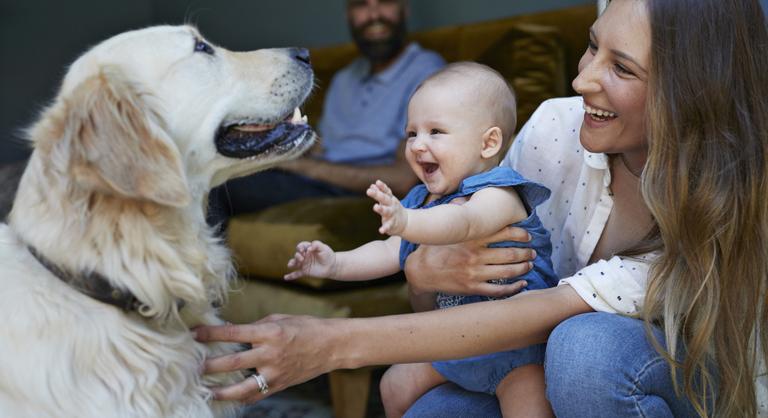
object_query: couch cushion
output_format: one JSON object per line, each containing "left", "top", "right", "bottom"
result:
{"left": 477, "top": 23, "right": 566, "bottom": 133}
{"left": 227, "top": 197, "right": 388, "bottom": 289}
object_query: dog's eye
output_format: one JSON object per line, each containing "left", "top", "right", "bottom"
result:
{"left": 194, "top": 39, "right": 214, "bottom": 55}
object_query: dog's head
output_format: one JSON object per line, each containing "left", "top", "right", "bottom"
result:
{"left": 30, "top": 25, "right": 315, "bottom": 208}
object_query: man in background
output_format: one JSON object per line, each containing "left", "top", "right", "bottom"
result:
{"left": 208, "top": 0, "right": 445, "bottom": 228}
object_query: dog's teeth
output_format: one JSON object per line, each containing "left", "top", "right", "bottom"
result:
{"left": 291, "top": 107, "right": 302, "bottom": 124}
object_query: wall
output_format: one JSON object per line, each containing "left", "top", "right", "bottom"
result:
{"left": 0, "top": 0, "right": 155, "bottom": 163}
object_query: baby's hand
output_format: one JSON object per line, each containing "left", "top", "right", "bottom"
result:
{"left": 284, "top": 240, "right": 337, "bottom": 280}
{"left": 367, "top": 180, "right": 408, "bottom": 236}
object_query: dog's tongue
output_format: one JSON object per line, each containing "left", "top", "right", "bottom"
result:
{"left": 232, "top": 124, "right": 273, "bottom": 133}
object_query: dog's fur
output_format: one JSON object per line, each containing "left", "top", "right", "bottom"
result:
{"left": 0, "top": 25, "right": 314, "bottom": 417}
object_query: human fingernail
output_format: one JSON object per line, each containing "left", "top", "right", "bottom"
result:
{"left": 531, "top": 250, "right": 537, "bottom": 259}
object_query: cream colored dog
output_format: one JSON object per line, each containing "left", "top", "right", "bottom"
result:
{"left": 0, "top": 25, "right": 314, "bottom": 417}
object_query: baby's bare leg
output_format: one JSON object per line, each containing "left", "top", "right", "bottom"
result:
{"left": 496, "top": 364, "right": 554, "bottom": 418}
{"left": 380, "top": 363, "right": 446, "bottom": 418}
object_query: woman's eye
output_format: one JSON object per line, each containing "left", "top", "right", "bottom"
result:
{"left": 194, "top": 39, "right": 214, "bottom": 55}
{"left": 587, "top": 40, "right": 597, "bottom": 54}
{"left": 614, "top": 63, "right": 634, "bottom": 76}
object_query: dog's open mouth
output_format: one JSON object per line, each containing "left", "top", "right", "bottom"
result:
{"left": 215, "top": 107, "right": 313, "bottom": 159}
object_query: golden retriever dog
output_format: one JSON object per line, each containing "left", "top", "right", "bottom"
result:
{"left": 0, "top": 25, "right": 314, "bottom": 417}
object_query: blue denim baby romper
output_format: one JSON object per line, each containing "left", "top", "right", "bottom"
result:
{"left": 399, "top": 166, "right": 558, "bottom": 394}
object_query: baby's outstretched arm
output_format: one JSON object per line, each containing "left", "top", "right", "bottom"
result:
{"left": 369, "top": 180, "right": 528, "bottom": 245}
{"left": 285, "top": 237, "right": 403, "bottom": 282}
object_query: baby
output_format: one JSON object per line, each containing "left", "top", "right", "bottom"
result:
{"left": 286, "top": 62, "right": 557, "bottom": 418}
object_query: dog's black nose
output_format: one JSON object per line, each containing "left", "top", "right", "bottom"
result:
{"left": 291, "top": 48, "right": 311, "bottom": 67}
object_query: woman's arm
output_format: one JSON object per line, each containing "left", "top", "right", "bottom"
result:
{"left": 408, "top": 286, "right": 437, "bottom": 312}
{"left": 196, "top": 285, "right": 592, "bottom": 403}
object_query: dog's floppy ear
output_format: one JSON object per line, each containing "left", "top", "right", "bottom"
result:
{"left": 65, "top": 67, "right": 191, "bottom": 207}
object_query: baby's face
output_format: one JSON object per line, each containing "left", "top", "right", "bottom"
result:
{"left": 404, "top": 81, "right": 493, "bottom": 197}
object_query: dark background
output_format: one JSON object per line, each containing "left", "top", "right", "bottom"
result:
{"left": 0, "top": 0, "right": 589, "bottom": 163}
{"left": 1, "top": 0, "right": 766, "bottom": 164}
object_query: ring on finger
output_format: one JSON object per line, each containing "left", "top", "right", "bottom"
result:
{"left": 251, "top": 373, "right": 269, "bottom": 394}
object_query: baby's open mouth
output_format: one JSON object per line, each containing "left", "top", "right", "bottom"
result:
{"left": 420, "top": 162, "right": 439, "bottom": 175}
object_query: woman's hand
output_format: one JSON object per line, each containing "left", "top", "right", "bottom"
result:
{"left": 195, "top": 314, "right": 341, "bottom": 404}
{"left": 404, "top": 226, "right": 536, "bottom": 298}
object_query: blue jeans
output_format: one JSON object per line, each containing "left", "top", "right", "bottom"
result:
{"left": 405, "top": 313, "right": 701, "bottom": 418}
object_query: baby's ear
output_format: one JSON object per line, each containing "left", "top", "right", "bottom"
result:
{"left": 480, "top": 127, "right": 504, "bottom": 159}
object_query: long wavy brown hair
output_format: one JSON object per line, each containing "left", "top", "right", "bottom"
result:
{"left": 640, "top": 0, "right": 768, "bottom": 416}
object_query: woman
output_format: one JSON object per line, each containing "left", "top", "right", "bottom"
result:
{"left": 196, "top": 0, "right": 768, "bottom": 416}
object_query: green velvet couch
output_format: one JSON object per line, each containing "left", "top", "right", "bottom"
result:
{"left": 220, "top": 4, "right": 596, "bottom": 417}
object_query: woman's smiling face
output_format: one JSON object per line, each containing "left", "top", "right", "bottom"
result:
{"left": 572, "top": 0, "right": 651, "bottom": 166}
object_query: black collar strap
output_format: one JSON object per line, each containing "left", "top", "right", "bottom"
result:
{"left": 27, "top": 245, "right": 143, "bottom": 312}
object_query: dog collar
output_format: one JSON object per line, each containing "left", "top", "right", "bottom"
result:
{"left": 27, "top": 245, "right": 143, "bottom": 312}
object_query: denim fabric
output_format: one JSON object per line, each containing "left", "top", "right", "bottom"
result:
{"left": 432, "top": 343, "right": 547, "bottom": 394}
{"left": 545, "top": 312, "right": 700, "bottom": 418}
{"left": 398, "top": 166, "right": 556, "bottom": 293}
{"left": 406, "top": 312, "right": 701, "bottom": 418}
{"left": 397, "top": 166, "right": 557, "bottom": 394}
{"left": 403, "top": 382, "right": 500, "bottom": 418}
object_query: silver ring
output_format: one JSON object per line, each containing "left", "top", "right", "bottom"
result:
{"left": 251, "top": 373, "right": 269, "bottom": 394}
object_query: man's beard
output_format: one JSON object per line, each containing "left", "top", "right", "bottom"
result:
{"left": 349, "top": 15, "right": 407, "bottom": 65}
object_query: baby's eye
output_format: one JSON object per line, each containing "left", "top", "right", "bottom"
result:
{"left": 406, "top": 131, "right": 416, "bottom": 138}
{"left": 430, "top": 129, "right": 443, "bottom": 135}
